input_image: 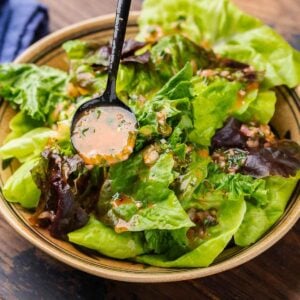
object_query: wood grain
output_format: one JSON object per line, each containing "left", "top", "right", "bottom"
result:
{"left": 0, "top": 0, "right": 299, "bottom": 299}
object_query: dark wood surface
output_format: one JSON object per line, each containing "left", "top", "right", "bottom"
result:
{"left": 1, "top": 0, "right": 300, "bottom": 299}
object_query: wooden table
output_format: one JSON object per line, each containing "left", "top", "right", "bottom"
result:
{"left": 1, "top": 0, "right": 299, "bottom": 299}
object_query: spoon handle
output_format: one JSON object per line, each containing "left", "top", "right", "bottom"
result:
{"left": 104, "top": 0, "right": 131, "bottom": 103}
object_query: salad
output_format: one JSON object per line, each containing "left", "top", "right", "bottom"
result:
{"left": 0, "top": 0, "right": 300, "bottom": 268}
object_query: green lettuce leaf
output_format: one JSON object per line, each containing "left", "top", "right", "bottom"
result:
{"left": 188, "top": 77, "right": 243, "bottom": 146}
{"left": 68, "top": 216, "right": 145, "bottom": 259}
{"left": 175, "top": 150, "right": 210, "bottom": 203}
{"left": 144, "top": 228, "right": 189, "bottom": 260}
{"left": 98, "top": 151, "right": 193, "bottom": 232}
{"left": 136, "top": 194, "right": 246, "bottom": 267}
{"left": 2, "top": 159, "right": 41, "bottom": 208}
{"left": 139, "top": 0, "right": 300, "bottom": 88}
{"left": 0, "top": 128, "right": 56, "bottom": 163}
{"left": 3, "top": 111, "right": 43, "bottom": 143}
{"left": 235, "top": 90, "right": 276, "bottom": 124}
{"left": 150, "top": 34, "right": 215, "bottom": 80}
{"left": 118, "top": 64, "right": 163, "bottom": 101}
{"left": 62, "top": 40, "right": 91, "bottom": 60}
{"left": 0, "top": 64, "right": 69, "bottom": 121}
{"left": 203, "top": 164, "right": 268, "bottom": 207}
{"left": 234, "top": 174, "right": 299, "bottom": 246}
{"left": 134, "top": 63, "right": 193, "bottom": 144}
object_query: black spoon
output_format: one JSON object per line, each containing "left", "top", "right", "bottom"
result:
{"left": 71, "top": 0, "right": 137, "bottom": 166}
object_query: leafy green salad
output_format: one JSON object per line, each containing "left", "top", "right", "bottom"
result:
{"left": 0, "top": 0, "right": 300, "bottom": 268}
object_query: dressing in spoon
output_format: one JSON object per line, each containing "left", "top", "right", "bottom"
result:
{"left": 71, "top": 0, "right": 137, "bottom": 166}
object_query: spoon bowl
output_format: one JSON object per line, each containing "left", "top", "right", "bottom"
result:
{"left": 71, "top": 96, "right": 137, "bottom": 165}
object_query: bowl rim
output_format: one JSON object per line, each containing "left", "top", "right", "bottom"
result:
{"left": 0, "top": 12, "right": 299, "bottom": 283}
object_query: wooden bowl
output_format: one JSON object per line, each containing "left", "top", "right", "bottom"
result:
{"left": 0, "top": 13, "right": 299, "bottom": 283}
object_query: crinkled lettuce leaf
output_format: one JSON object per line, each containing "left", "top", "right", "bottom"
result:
{"left": 2, "top": 159, "right": 41, "bottom": 208}
{"left": 0, "top": 64, "right": 69, "bottom": 121}
{"left": 68, "top": 216, "right": 145, "bottom": 259}
{"left": 136, "top": 194, "right": 246, "bottom": 267}
{"left": 234, "top": 173, "right": 299, "bottom": 246}
{"left": 215, "top": 27, "right": 300, "bottom": 88}
{"left": 139, "top": 0, "right": 300, "bottom": 88}
{"left": 0, "top": 128, "right": 56, "bottom": 163}
{"left": 206, "top": 165, "right": 268, "bottom": 207}
{"left": 183, "top": 163, "right": 268, "bottom": 210}
{"left": 31, "top": 150, "right": 103, "bottom": 239}
{"left": 136, "top": 164, "right": 271, "bottom": 267}
{"left": 242, "top": 140, "right": 300, "bottom": 178}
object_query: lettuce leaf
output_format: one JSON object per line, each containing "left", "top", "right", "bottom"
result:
{"left": 98, "top": 151, "right": 193, "bottom": 232}
{"left": 175, "top": 150, "right": 210, "bottom": 203}
{"left": 144, "top": 228, "right": 189, "bottom": 260}
{"left": 150, "top": 34, "right": 215, "bottom": 80}
{"left": 188, "top": 76, "right": 274, "bottom": 147}
{"left": 62, "top": 40, "right": 91, "bottom": 60}
{"left": 0, "top": 128, "right": 56, "bottom": 163}
{"left": 136, "top": 194, "right": 246, "bottom": 267}
{"left": 2, "top": 159, "right": 41, "bottom": 208}
{"left": 136, "top": 164, "right": 271, "bottom": 267}
{"left": 205, "top": 165, "right": 268, "bottom": 207}
{"left": 216, "top": 27, "right": 300, "bottom": 88}
{"left": 188, "top": 77, "right": 243, "bottom": 146}
{"left": 234, "top": 174, "right": 299, "bottom": 246}
{"left": 0, "top": 64, "right": 69, "bottom": 121}
{"left": 118, "top": 64, "right": 163, "bottom": 101}
{"left": 31, "top": 150, "right": 103, "bottom": 239}
{"left": 235, "top": 90, "right": 276, "bottom": 124}
{"left": 68, "top": 216, "right": 145, "bottom": 259}
{"left": 3, "top": 111, "right": 43, "bottom": 143}
{"left": 133, "top": 63, "right": 193, "bottom": 145}
{"left": 139, "top": 0, "right": 300, "bottom": 88}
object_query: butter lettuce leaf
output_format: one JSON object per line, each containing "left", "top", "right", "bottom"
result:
{"left": 136, "top": 194, "right": 246, "bottom": 267}
{"left": 139, "top": 0, "right": 300, "bottom": 88}
{"left": 144, "top": 228, "right": 189, "bottom": 260}
{"left": 3, "top": 111, "right": 43, "bottom": 143}
{"left": 0, "top": 128, "right": 56, "bottom": 163}
{"left": 2, "top": 159, "right": 41, "bottom": 208}
{"left": 234, "top": 174, "right": 299, "bottom": 246}
{"left": 235, "top": 90, "right": 276, "bottom": 124}
{"left": 68, "top": 216, "right": 145, "bottom": 259}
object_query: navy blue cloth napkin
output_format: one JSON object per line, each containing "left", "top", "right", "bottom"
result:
{"left": 0, "top": 0, "right": 49, "bottom": 62}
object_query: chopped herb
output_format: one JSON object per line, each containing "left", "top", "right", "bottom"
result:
{"left": 81, "top": 128, "right": 89, "bottom": 136}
